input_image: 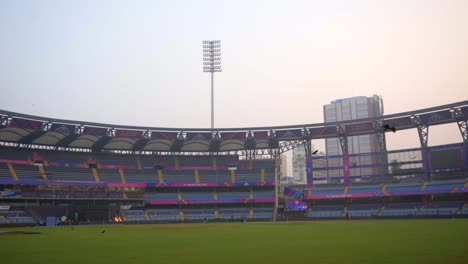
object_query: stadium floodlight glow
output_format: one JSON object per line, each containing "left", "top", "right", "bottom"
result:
{"left": 203, "top": 40, "right": 222, "bottom": 129}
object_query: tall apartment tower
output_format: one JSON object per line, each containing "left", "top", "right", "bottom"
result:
{"left": 323, "top": 95, "right": 384, "bottom": 177}
{"left": 293, "top": 145, "right": 328, "bottom": 184}
{"left": 292, "top": 145, "right": 307, "bottom": 183}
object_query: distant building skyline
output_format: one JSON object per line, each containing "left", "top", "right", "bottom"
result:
{"left": 324, "top": 95, "right": 384, "bottom": 177}
{"left": 0, "top": 1, "right": 466, "bottom": 151}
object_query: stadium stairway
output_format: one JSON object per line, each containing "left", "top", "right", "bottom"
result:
{"left": 119, "top": 169, "right": 126, "bottom": 183}
{"left": 177, "top": 193, "right": 183, "bottom": 201}
{"left": 416, "top": 204, "right": 425, "bottom": 215}
{"left": 25, "top": 208, "right": 41, "bottom": 223}
{"left": 341, "top": 206, "right": 348, "bottom": 217}
{"left": 179, "top": 211, "right": 185, "bottom": 221}
{"left": 249, "top": 191, "right": 254, "bottom": 199}
{"left": 381, "top": 184, "right": 387, "bottom": 193}
{"left": 230, "top": 169, "right": 236, "bottom": 183}
{"left": 91, "top": 168, "right": 100, "bottom": 182}
{"left": 195, "top": 170, "right": 200, "bottom": 184}
{"left": 261, "top": 169, "right": 265, "bottom": 182}
{"left": 120, "top": 211, "right": 128, "bottom": 221}
{"left": 157, "top": 170, "right": 164, "bottom": 184}
{"left": 456, "top": 204, "right": 466, "bottom": 215}
{"left": 38, "top": 166, "right": 48, "bottom": 180}
{"left": 249, "top": 208, "right": 254, "bottom": 219}
{"left": 344, "top": 187, "right": 348, "bottom": 195}
{"left": 378, "top": 205, "right": 385, "bottom": 216}
{"left": 144, "top": 211, "right": 150, "bottom": 221}
{"left": 421, "top": 181, "right": 428, "bottom": 191}
{"left": 7, "top": 164, "right": 19, "bottom": 181}
{"left": 215, "top": 209, "right": 219, "bottom": 219}
{"left": 212, "top": 157, "right": 217, "bottom": 170}
{"left": 0, "top": 215, "right": 11, "bottom": 224}
{"left": 214, "top": 192, "right": 218, "bottom": 200}
{"left": 135, "top": 156, "right": 142, "bottom": 170}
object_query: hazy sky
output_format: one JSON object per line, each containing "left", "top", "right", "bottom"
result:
{"left": 1, "top": 0, "right": 467, "bottom": 153}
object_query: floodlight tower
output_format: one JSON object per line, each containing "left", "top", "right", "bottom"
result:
{"left": 203, "top": 40, "right": 222, "bottom": 129}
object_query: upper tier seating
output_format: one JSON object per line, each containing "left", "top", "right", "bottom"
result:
{"left": 217, "top": 192, "right": 250, "bottom": 200}
{"left": 180, "top": 192, "right": 214, "bottom": 201}
{"left": 0, "top": 164, "right": 13, "bottom": 181}
{"left": 385, "top": 182, "right": 422, "bottom": 193}
{"left": 252, "top": 159, "right": 275, "bottom": 169}
{"left": 124, "top": 169, "right": 157, "bottom": 183}
{"left": 13, "top": 164, "right": 43, "bottom": 181}
{"left": 253, "top": 191, "right": 274, "bottom": 199}
{"left": 198, "top": 170, "right": 230, "bottom": 183}
{"left": 139, "top": 156, "right": 175, "bottom": 168}
{"left": 0, "top": 148, "right": 32, "bottom": 160}
{"left": 92, "top": 153, "right": 137, "bottom": 166}
{"left": 145, "top": 192, "right": 179, "bottom": 201}
{"left": 347, "top": 184, "right": 382, "bottom": 194}
{"left": 312, "top": 186, "right": 344, "bottom": 195}
{"left": 236, "top": 169, "right": 262, "bottom": 182}
{"left": 178, "top": 156, "right": 212, "bottom": 167}
{"left": 163, "top": 170, "right": 195, "bottom": 183}
{"left": 98, "top": 169, "right": 122, "bottom": 183}
{"left": 45, "top": 167, "right": 95, "bottom": 182}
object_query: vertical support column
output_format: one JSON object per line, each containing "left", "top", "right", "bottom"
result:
{"left": 413, "top": 115, "right": 430, "bottom": 181}
{"left": 245, "top": 131, "right": 256, "bottom": 160}
{"left": 453, "top": 108, "right": 468, "bottom": 176}
{"left": 374, "top": 120, "right": 389, "bottom": 179}
{"left": 303, "top": 138, "right": 314, "bottom": 189}
{"left": 273, "top": 156, "right": 280, "bottom": 222}
{"left": 306, "top": 154, "right": 313, "bottom": 189}
{"left": 338, "top": 125, "right": 350, "bottom": 186}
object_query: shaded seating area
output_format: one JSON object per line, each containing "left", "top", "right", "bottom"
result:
{"left": 380, "top": 203, "right": 420, "bottom": 217}
{"left": 45, "top": 167, "right": 95, "bottom": 182}
{"left": 122, "top": 210, "right": 147, "bottom": 222}
{"left": 218, "top": 207, "right": 250, "bottom": 220}
{"left": 307, "top": 205, "right": 344, "bottom": 218}
{"left": 146, "top": 209, "right": 181, "bottom": 221}
{"left": 0, "top": 210, "right": 36, "bottom": 224}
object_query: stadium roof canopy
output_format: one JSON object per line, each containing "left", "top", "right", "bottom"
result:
{"left": 0, "top": 100, "right": 467, "bottom": 155}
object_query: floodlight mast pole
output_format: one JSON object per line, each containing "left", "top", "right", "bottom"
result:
{"left": 203, "top": 40, "right": 221, "bottom": 129}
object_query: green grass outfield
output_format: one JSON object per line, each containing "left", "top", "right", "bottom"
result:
{"left": 1, "top": 219, "right": 467, "bottom": 264}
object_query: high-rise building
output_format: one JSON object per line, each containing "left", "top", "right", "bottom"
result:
{"left": 279, "top": 154, "right": 289, "bottom": 178}
{"left": 323, "top": 95, "right": 384, "bottom": 177}
{"left": 292, "top": 145, "right": 328, "bottom": 184}
{"left": 292, "top": 146, "right": 307, "bottom": 183}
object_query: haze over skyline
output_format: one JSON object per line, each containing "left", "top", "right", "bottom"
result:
{"left": 1, "top": 0, "right": 467, "bottom": 154}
